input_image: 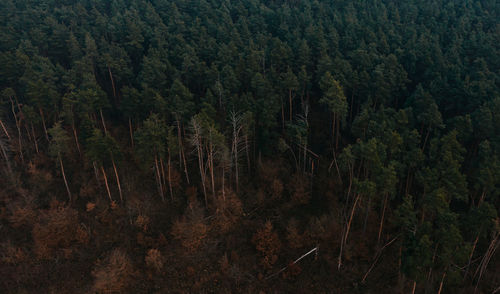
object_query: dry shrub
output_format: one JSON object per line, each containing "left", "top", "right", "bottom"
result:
{"left": 252, "top": 221, "right": 281, "bottom": 269}
{"left": 270, "top": 179, "right": 284, "bottom": 199}
{"left": 8, "top": 205, "right": 37, "bottom": 228}
{"left": 171, "top": 198, "right": 207, "bottom": 253}
{"left": 92, "top": 249, "right": 136, "bottom": 293}
{"left": 1, "top": 242, "right": 27, "bottom": 265}
{"left": 212, "top": 189, "right": 243, "bottom": 234}
{"left": 286, "top": 219, "right": 304, "bottom": 249}
{"left": 135, "top": 215, "right": 150, "bottom": 232}
{"left": 145, "top": 249, "right": 164, "bottom": 272}
{"left": 287, "top": 173, "right": 311, "bottom": 205}
{"left": 258, "top": 159, "right": 285, "bottom": 200}
{"left": 32, "top": 199, "right": 79, "bottom": 259}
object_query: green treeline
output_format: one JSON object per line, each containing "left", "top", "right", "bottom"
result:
{"left": 0, "top": 0, "right": 499, "bottom": 293}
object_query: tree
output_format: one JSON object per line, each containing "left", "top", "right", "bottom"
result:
{"left": 135, "top": 114, "right": 167, "bottom": 201}
{"left": 319, "top": 71, "right": 348, "bottom": 151}
{"left": 48, "top": 122, "right": 72, "bottom": 201}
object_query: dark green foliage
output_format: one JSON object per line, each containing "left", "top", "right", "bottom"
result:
{"left": 0, "top": 0, "right": 499, "bottom": 293}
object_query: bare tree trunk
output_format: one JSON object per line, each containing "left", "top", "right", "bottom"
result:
{"left": 0, "top": 119, "right": 10, "bottom": 140}
{"left": 100, "top": 108, "right": 107, "bottom": 134}
{"left": 93, "top": 161, "right": 101, "bottom": 189}
{"left": 335, "top": 116, "right": 340, "bottom": 150}
{"left": 39, "top": 107, "right": 49, "bottom": 141}
{"left": 411, "top": 280, "right": 416, "bottom": 294}
{"left": 0, "top": 137, "right": 12, "bottom": 176}
{"left": 209, "top": 140, "right": 215, "bottom": 197}
{"left": 344, "top": 193, "right": 360, "bottom": 244}
{"left": 167, "top": 151, "right": 173, "bottom": 201}
{"left": 72, "top": 122, "right": 80, "bottom": 156}
{"left": 339, "top": 193, "right": 360, "bottom": 269}
{"left": 112, "top": 157, "right": 123, "bottom": 202}
{"left": 160, "top": 157, "right": 167, "bottom": 197}
{"left": 59, "top": 155, "right": 72, "bottom": 201}
{"left": 464, "top": 232, "right": 480, "bottom": 281}
{"left": 129, "top": 117, "right": 134, "bottom": 148}
{"left": 177, "top": 121, "right": 190, "bottom": 184}
{"left": 281, "top": 99, "right": 285, "bottom": 130}
{"left": 101, "top": 166, "right": 112, "bottom": 202}
{"left": 9, "top": 95, "right": 23, "bottom": 162}
{"left": 289, "top": 89, "right": 293, "bottom": 121}
{"left": 108, "top": 66, "right": 117, "bottom": 101}
{"left": 154, "top": 155, "right": 164, "bottom": 202}
{"left": 437, "top": 270, "right": 447, "bottom": 294}
{"left": 245, "top": 135, "right": 251, "bottom": 173}
{"left": 31, "top": 123, "right": 39, "bottom": 154}
{"left": 378, "top": 193, "right": 389, "bottom": 244}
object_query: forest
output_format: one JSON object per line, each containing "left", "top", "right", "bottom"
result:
{"left": 0, "top": 0, "right": 499, "bottom": 293}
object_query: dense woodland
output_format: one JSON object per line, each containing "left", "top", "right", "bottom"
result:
{"left": 0, "top": 0, "right": 499, "bottom": 293}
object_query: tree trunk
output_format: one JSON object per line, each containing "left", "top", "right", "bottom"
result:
{"left": 31, "top": 123, "right": 39, "bottom": 154}
{"left": 72, "top": 122, "right": 80, "bottom": 156}
{"left": 154, "top": 155, "right": 164, "bottom": 202}
{"left": 281, "top": 99, "right": 285, "bottom": 130}
{"left": 245, "top": 135, "right": 251, "bottom": 173}
{"left": 129, "top": 117, "right": 134, "bottom": 148}
{"left": 437, "top": 270, "right": 446, "bottom": 294}
{"left": 112, "top": 157, "right": 123, "bottom": 202}
{"left": 9, "top": 95, "right": 23, "bottom": 162}
{"left": 100, "top": 108, "right": 108, "bottom": 134}
{"left": 177, "top": 121, "right": 190, "bottom": 184}
{"left": 108, "top": 66, "right": 117, "bottom": 101}
{"left": 289, "top": 89, "right": 292, "bottom": 121}
{"left": 464, "top": 232, "right": 481, "bottom": 281}
{"left": 378, "top": 193, "right": 389, "bottom": 244}
{"left": 209, "top": 141, "right": 215, "bottom": 197}
{"left": 167, "top": 151, "right": 173, "bottom": 201}
{"left": 101, "top": 166, "right": 112, "bottom": 202}
{"left": 335, "top": 115, "right": 340, "bottom": 150}
{"left": 0, "top": 119, "right": 10, "bottom": 140}
{"left": 39, "top": 107, "right": 49, "bottom": 141}
{"left": 59, "top": 155, "right": 72, "bottom": 202}
{"left": 411, "top": 280, "right": 416, "bottom": 294}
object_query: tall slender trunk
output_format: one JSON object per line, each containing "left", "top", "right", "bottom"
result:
{"left": 9, "top": 96, "right": 23, "bottom": 162}
{"left": 108, "top": 66, "right": 117, "bottom": 101}
{"left": 39, "top": 107, "right": 49, "bottom": 141}
{"left": 245, "top": 135, "right": 251, "bottom": 173}
{"left": 335, "top": 115, "right": 340, "bottom": 150}
{"left": 437, "top": 270, "right": 447, "bottom": 294}
{"left": 196, "top": 140, "right": 207, "bottom": 207}
{"left": 167, "top": 151, "right": 173, "bottom": 201}
{"left": 101, "top": 166, "right": 112, "bottom": 202}
{"left": 154, "top": 155, "right": 164, "bottom": 202}
{"left": 339, "top": 193, "right": 360, "bottom": 269}
{"left": 281, "top": 99, "right": 285, "bottom": 130}
{"left": 129, "top": 117, "right": 134, "bottom": 148}
{"left": 209, "top": 140, "right": 215, "bottom": 197}
{"left": 177, "top": 121, "right": 190, "bottom": 184}
{"left": 0, "top": 137, "right": 12, "bottom": 176}
{"left": 59, "top": 155, "right": 72, "bottom": 201}
{"left": 0, "top": 119, "right": 10, "bottom": 140}
{"left": 100, "top": 108, "right": 107, "bottom": 134}
{"left": 31, "top": 123, "right": 39, "bottom": 154}
{"left": 72, "top": 122, "right": 80, "bottom": 156}
{"left": 112, "top": 157, "right": 123, "bottom": 202}
{"left": 234, "top": 136, "right": 239, "bottom": 193}
{"left": 93, "top": 161, "right": 101, "bottom": 189}
{"left": 289, "top": 89, "right": 292, "bottom": 121}
{"left": 464, "top": 231, "right": 481, "bottom": 280}
{"left": 378, "top": 193, "right": 389, "bottom": 243}
{"left": 160, "top": 157, "right": 167, "bottom": 197}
